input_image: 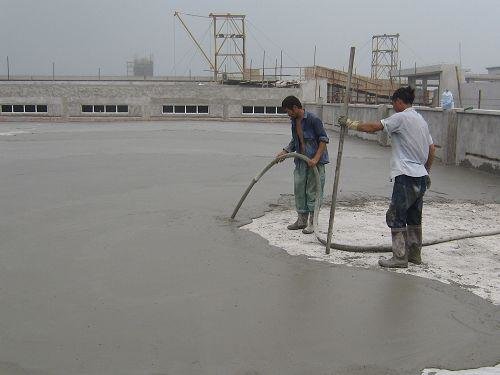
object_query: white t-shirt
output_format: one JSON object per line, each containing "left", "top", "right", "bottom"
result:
{"left": 381, "top": 107, "right": 433, "bottom": 179}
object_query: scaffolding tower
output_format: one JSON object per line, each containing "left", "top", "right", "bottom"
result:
{"left": 371, "top": 34, "right": 399, "bottom": 82}
{"left": 210, "top": 13, "right": 246, "bottom": 81}
{"left": 174, "top": 12, "right": 246, "bottom": 81}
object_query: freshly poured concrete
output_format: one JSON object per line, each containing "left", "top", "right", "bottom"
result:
{"left": 0, "top": 121, "right": 499, "bottom": 375}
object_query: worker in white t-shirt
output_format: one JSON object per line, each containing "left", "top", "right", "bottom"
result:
{"left": 441, "top": 89, "right": 454, "bottom": 110}
{"left": 338, "top": 86, "right": 435, "bottom": 268}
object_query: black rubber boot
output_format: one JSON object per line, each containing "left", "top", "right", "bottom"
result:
{"left": 287, "top": 213, "right": 308, "bottom": 230}
{"left": 407, "top": 225, "right": 422, "bottom": 264}
{"left": 379, "top": 229, "right": 408, "bottom": 268}
{"left": 302, "top": 213, "right": 315, "bottom": 234}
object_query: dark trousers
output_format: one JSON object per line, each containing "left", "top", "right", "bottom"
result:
{"left": 386, "top": 175, "right": 427, "bottom": 229}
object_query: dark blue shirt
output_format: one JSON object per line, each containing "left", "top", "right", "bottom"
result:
{"left": 284, "top": 111, "right": 329, "bottom": 165}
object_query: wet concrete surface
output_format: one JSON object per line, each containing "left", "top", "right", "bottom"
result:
{"left": 0, "top": 121, "right": 499, "bottom": 375}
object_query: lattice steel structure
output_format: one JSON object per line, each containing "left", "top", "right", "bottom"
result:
{"left": 371, "top": 34, "right": 399, "bottom": 82}
{"left": 210, "top": 13, "right": 246, "bottom": 81}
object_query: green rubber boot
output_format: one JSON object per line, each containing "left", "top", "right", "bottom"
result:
{"left": 287, "top": 212, "right": 308, "bottom": 230}
{"left": 302, "top": 213, "right": 315, "bottom": 234}
{"left": 379, "top": 229, "right": 408, "bottom": 268}
{"left": 407, "top": 225, "right": 422, "bottom": 265}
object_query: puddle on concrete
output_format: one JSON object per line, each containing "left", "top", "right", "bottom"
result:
{"left": 242, "top": 200, "right": 500, "bottom": 305}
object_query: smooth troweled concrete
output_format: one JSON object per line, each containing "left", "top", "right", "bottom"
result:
{"left": 0, "top": 121, "right": 499, "bottom": 374}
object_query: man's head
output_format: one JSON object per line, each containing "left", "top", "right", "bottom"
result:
{"left": 391, "top": 86, "right": 415, "bottom": 112}
{"left": 281, "top": 95, "right": 303, "bottom": 119}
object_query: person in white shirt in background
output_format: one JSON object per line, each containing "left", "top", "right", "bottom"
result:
{"left": 338, "top": 86, "right": 435, "bottom": 268}
{"left": 441, "top": 88, "right": 454, "bottom": 109}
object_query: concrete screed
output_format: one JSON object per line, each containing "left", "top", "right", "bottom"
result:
{"left": 0, "top": 120, "right": 499, "bottom": 375}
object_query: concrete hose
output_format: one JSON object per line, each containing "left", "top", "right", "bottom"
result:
{"left": 231, "top": 153, "right": 500, "bottom": 253}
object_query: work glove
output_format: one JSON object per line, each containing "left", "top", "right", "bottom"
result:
{"left": 338, "top": 115, "right": 360, "bottom": 130}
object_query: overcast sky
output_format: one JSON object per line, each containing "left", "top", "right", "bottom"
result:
{"left": 1, "top": 0, "right": 499, "bottom": 77}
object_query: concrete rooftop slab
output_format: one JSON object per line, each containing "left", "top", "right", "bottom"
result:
{"left": 0, "top": 120, "right": 499, "bottom": 375}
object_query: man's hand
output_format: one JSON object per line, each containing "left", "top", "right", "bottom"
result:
{"left": 275, "top": 150, "right": 288, "bottom": 163}
{"left": 338, "top": 115, "right": 360, "bottom": 130}
{"left": 425, "top": 175, "right": 431, "bottom": 189}
{"left": 307, "top": 157, "right": 319, "bottom": 168}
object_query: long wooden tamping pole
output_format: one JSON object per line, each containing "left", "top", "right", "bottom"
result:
{"left": 325, "top": 46, "right": 355, "bottom": 254}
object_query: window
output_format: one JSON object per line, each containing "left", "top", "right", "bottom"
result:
{"left": 174, "top": 105, "right": 186, "bottom": 114}
{"left": 13, "top": 105, "right": 24, "bottom": 112}
{"left": 1, "top": 105, "right": 13, "bottom": 112}
{"left": 94, "top": 105, "right": 105, "bottom": 113}
{"left": 25, "top": 105, "right": 36, "bottom": 112}
{"left": 198, "top": 105, "right": 209, "bottom": 114}
{"left": 117, "top": 105, "right": 128, "bottom": 113}
{"left": 36, "top": 105, "right": 48, "bottom": 112}
{"left": 241, "top": 105, "right": 287, "bottom": 116}
{"left": 186, "top": 105, "right": 197, "bottom": 114}
{"left": 82, "top": 105, "right": 93, "bottom": 113}
{"left": 162, "top": 105, "right": 209, "bottom": 115}
{"left": 106, "top": 105, "right": 117, "bottom": 113}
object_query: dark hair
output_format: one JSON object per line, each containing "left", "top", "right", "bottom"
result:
{"left": 281, "top": 95, "right": 302, "bottom": 110}
{"left": 391, "top": 86, "right": 415, "bottom": 104}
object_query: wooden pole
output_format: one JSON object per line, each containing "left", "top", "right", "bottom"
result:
{"left": 325, "top": 46, "right": 355, "bottom": 254}
{"left": 455, "top": 65, "right": 463, "bottom": 108}
{"left": 478, "top": 89, "right": 482, "bottom": 109}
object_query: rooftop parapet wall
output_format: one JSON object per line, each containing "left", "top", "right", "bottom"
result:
{"left": 308, "top": 103, "right": 500, "bottom": 174}
{"left": 0, "top": 81, "right": 300, "bottom": 121}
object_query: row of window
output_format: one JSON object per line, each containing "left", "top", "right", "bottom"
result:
{"left": 163, "top": 105, "right": 209, "bottom": 114}
{"left": 242, "top": 106, "right": 287, "bottom": 115}
{"left": 1, "top": 104, "right": 287, "bottom": 116}
{"left": 82, "top": 105, "right": 129, "bottom": 113}
{"left": 1, "top": 104, "right": 48, "bottom": 113}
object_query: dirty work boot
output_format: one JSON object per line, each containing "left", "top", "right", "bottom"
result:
{"left": 379, "top": 229, "right": 408, "bottom": 268}
{"left": 407, "top": 225, "right": 422, "bottom": 264}
{"left": 287, "top": 213, "right": 308, "bottom": 230}
{"left": 302, "top": 213, "right": 315, "bottom": 234}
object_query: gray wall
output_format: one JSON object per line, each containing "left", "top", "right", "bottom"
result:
{"left": 461, "top": 81, "right": 500, "bottom": 110}
{"left": 0, "top": 81, "right": 300, "bottom": 121}
{"left": 312, "top": 103, "right": 500, "bottom": 174}
{"left": 2, "top": 79, "right": 498, "bottom": 173}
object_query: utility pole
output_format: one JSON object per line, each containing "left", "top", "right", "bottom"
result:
{"left": 261, "top": 50, "right": 265, "bottom": 87}
{"left": 459, "top": 42, "right": 462, "bottom": 67}
{"left": 52, "top": 62, "right": 55, "bottom": 80}
{"left": 280, "top": 50, "right": 283, "bottom": 80}
{"left": 7, "top": 56, "right": 10, "bottom": 80}
{"left": 314, "top": 45, "right": 317, "bottom": 102}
